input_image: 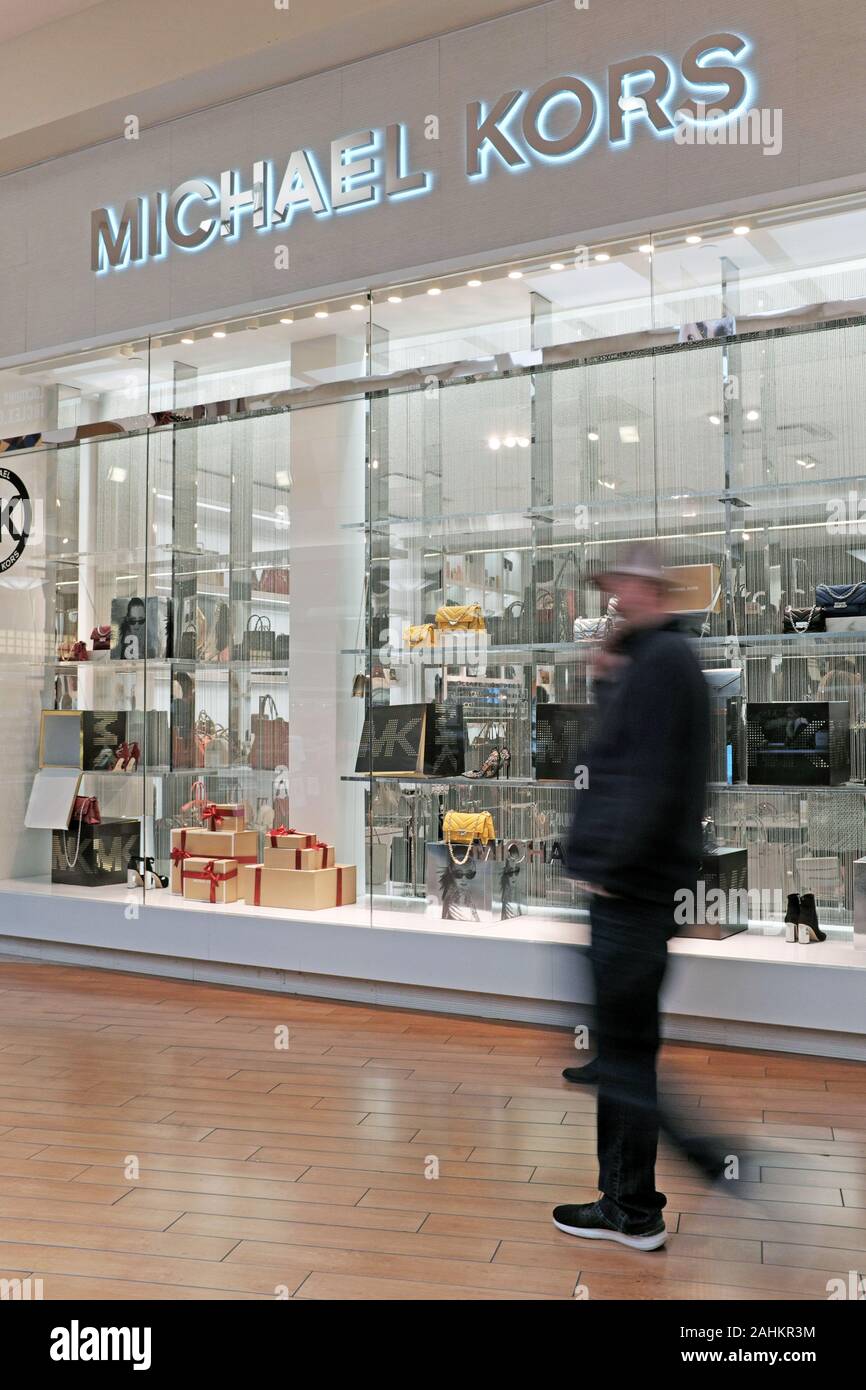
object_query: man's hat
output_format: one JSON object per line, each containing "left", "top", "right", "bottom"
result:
{"left": 589, "top": 541, "right": 674, "bottom": 589}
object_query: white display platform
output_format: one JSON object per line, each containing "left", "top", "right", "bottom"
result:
{"left": 1, "top": 878, "right": 865, "bottom": 1058}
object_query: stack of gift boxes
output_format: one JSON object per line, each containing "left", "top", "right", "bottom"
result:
{"left": 170, "top": 810, "right": 356, "bottom": 910}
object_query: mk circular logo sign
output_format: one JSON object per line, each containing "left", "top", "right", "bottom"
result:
{"left": 0, "top": 466, "right": 33, "bottom": 573}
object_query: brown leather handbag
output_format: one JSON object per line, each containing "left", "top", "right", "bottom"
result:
{"left": 250, "top": 695, "right": 290, "bottom": 770}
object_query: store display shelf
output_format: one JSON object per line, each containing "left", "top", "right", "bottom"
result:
{"left": 6, "top": 658, "right": 290, "bottom": 674}
{"left": 710, "top": 780, "right": 866, "bottom": 791}
{"left": 702, "top": 630, "right": 866, "bottom": 647}
{"left": 342, "top": 772, "right": 573, "bottom": 787}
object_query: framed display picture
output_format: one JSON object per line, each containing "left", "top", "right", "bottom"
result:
{"left": 111, "top": 596, "right": 172, "bottom": 660}
{"left": 425, "top": 842, "right": 493, "bottom": 923}
{"left": 355, "top": 703, "right": 428, "bottom": 775}
{"left": 39, "top": 710, "right": 83, "bottom": 769}
{"left": 535, "top": 703, "right": 595, "bottom": 782}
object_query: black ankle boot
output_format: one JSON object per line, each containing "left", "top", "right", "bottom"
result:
{"left": 797, "top": 892, "right": 826, "bottom": 943}
{"left": 784, "top": 893, "right": 800, "bottom": 943}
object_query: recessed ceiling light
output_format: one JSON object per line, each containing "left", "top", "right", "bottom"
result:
{"left": 685, "top": 234, "right": 702, "bottom": 245}
{"left": 488, "top": 436, "right": 501, "bottom": 450}
{"left": 427, "top": 286, "right": 442, "bottom": 296}
{"left": 314, "top": 310, "right": 329, "bottom": 319}
{"left": 213, "top": 330, "right": 226, "bottom": 339}
{"left": 388, "top": 294, "right": 402, "bottom": 304}
{"left": 180, "top": 336, "right": 194, "bottom": 345}
{"left": 549, "top": 262, "right": 565, "bottom": 271}
{"left": 707, "top": 414, "right": 721, "bottom": 426}
{"left": 467, "top": 278, "right": 482, "bottom": 287}
{"left": 746, "top": 409, "right": 760, "bottom": 421}
{"left": 508, "top": 270, "right": 523, "bottom": 279}
{"left": 618, "top": 425, "right": 639, "bottom": 444}
{"left": 587, "top": 430, "right": 600, "bottom": 442}
{"left": 516, "top": 436, "right": 530, "bottom": 448}
{"left": 279, "top": 316, "right": 293, "bottom": 325}
{"left": 595, "top": 252, "right": 610, "bottom": 263}
{"left": 638, "top": 243, "right": 653, "bottom": 255}
{"left": 733, "top": 224, "right": 751, "bottom": 236}
{"left": 503, "top": 435, "right": 516, "bottom": 448}
{"left": 350, "top": 303, "right": 364, "bottom": 312}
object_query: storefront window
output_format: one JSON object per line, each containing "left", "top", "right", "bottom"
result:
{"left": 3, "top": 191, "right": 866, "bottom": 949}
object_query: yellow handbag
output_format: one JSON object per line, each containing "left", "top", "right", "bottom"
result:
{"left": 443, "top": 810, "right": 496, "bottom": 846}
{"left": 404, "top": 623, "right": 437, "bottom": 649}
{"left": 435, "top": 604, "right": 486, "bottom": 632}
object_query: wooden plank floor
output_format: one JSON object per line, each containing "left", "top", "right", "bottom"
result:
{"left": 0, "top": 959, "right": 864, "bottom": 1300}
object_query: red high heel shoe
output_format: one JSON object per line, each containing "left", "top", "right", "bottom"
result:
{"left": 125, "top": 742, "right": 141, "bottom": 773}
{"left": 112, "top": 742, "right": 130, "bottom": 772}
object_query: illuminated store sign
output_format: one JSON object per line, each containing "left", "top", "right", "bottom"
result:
{"left": 91, "top": 31, "right": 753, "bottom": 273}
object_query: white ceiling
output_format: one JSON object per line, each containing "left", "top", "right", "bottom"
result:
{"left": 0, "top": 0, "right": 103, "bottom": 44}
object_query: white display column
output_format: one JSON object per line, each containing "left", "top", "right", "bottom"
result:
{"left": 288, "top": 334, "right": 366, "bottom": 868}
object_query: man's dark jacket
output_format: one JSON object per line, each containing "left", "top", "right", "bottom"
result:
{"left": 566, "top": 619, "right": 710, "bottom": 906}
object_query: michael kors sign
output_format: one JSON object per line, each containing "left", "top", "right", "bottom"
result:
{"left": 91, "top": 32, "right": 753, "bottom": 273}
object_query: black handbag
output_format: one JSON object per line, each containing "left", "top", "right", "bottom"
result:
{"left": 783, "top": 605, "right": 826, "bottom": 634}
{"left": 816, "top": 583, "right": 866, "bottom": 617}
{"left": 242, "top": 614, "right": 275, "bottom": 661}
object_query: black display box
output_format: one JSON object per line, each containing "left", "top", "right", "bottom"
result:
{"left": 677, "top": 847, "right": 749, "bottom": 940}
{"left": 746, "top": 701, "right": 850, "bottom": 786}
{"left": 51, "top": 819, "right": 140, "bottom": 887}
{"left": 535, "top": 703, "right": 595, "bottom": 781}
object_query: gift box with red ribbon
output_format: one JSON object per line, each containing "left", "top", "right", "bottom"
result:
{"left": 239, "top": 863, "right": 357, "bottom": 911}
{"left": 201, "top": 802, "right": 246, "bottom": 833}
{"left": 170, "top": 827, "right": 258, "bottom": 893}
{"left": 263, "top": 845, "right": 324, "bottom": 870}
{"left": 182, "top": 857, "right": 239, "bottom": 904}
{"left": 266, "top": 827, "right": 316, "bottom": 849}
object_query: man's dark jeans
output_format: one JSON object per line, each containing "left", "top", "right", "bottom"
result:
{"left": 589, "top": 892, "right": 726, "bottom": 1231}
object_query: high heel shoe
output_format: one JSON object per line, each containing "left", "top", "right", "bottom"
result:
{"left": 127, "top": 855, "right": 168, "bottom": 890}
{"left": 797, "top": 892, "right": 826, "bottom": 943}
{"left": 498, "top": 746, "right": 511, "bottom": 778}
{"left": 466, "top": 749, "right": 501, "bottom": 779}
{"left": 112, "top": 742, "right": 131, "bottom": 772}
{"left": 784, "top": 893, "right": 800, "bottom": 943}
{"left": 125, "top": 742, "right": 140, "bottom": 773}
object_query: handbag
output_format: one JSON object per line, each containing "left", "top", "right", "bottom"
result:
{"left": 177, "top": 617, "right": 198, "bottom": 661}
{"left": 243, "top": 614, "right": 276, "bottom": 661}
{"left": 257, "top": 567, "right": 290, "bottom": 595}
{"left": 783, "top": 604, "right": 826, "bottom": 634}
{"left": 435, "top": 604, "right": 486, "bottom": 632}
{"left": 405, "top": 623, "right": 437, "bottom": 649}
{"left": 443, "top": 809, "right": 496, "bottom": 847}
{"left": 72, "top": 796, "right": 101, "bottom": 825}
{"left": 574, "top": 598, "right": 622, "bottom": 643}
{"left": 90, "top": 625, "right": 112, "bottom": 651}
{"left": 816, "top": 583, "right": 866, "bottom": 617}
{"left": 250, "top": 694, "right": 289, "bottom": 770}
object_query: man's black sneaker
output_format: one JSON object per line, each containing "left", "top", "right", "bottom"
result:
{"left": 552, "top": 1201, "right": 667, "bottom": 1250}
{"left": 562, "top": 1058, "right": 600, "bottom": 1084}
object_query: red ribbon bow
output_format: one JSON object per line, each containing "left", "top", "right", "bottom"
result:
{"left": 185, "top": 859, "right": 237, "bottom": 903}
{"left": 201, "top": 802, "right": 223, "bottom": 830}
{"left": 170, "top": 845, "right": 192, "bottom": 887}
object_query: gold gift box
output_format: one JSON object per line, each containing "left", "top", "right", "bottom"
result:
{"left": 265, "top": 830, "right": 316, "bottom": 850}
{"left": 263, "top": 845, "right": 324, "bottom": 870}
{"left": 181, "top": 857, "right": 240, "bottom": 904}
{"left": 240, "top": 863, "right": 357, "bottom": 911}
{"left": 170, "top": 827, "right": 258, "bottom": 894}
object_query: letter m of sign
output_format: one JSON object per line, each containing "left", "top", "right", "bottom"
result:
{"left": 91, "top": 198, "right": 144, "bottom": 272}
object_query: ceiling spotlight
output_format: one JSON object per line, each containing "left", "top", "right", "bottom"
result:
{"left": 587, "top": 430, "right": 600, "bottom": 442}
{"left": 707, "top": 414, "right": 721, "bottom": 426}
{"left": 685, "top": 234, "right": 702, "bottom": 245}
{"left": 488, "top": 436, "right": 502, "bottom": 451}
{"left": 508, "top": 270, "right": 523, "bottom": 280}
{"left": 594, "top": 252, "right": 611, "bottom": 263}
{"left": 388, "top": 294, "right": 402, "bottom": 304}
{"left": 467, "top": 278, "right": 482, "bottom": 287}
{"left": 427, "top": 286, "right": 442, "bottom": 296}
{"left": 350, "top": 302, "right": 364, "bottom": 312}
{"left": 746, "top": 409, "right": 760, "bottom": 421}
{"left": 212, "top": 330, "right": 226, "bottom": 339}
{"left": 314, "top": 310, "right": 329, "bottom": 319}
{"left": 504, "top": 435, "right": 516, "bottom": 448}
{"left": 549, "top": 261, "right": 565, "bottom": 271}
{"left": 279, "top": 316, "right": 293, "bottom": 324}
{"left": 638, "top": 243, "right": 653, "bottom": 254}
{"left": 733, "top": 224, "right": 751, "bottom": 236}
{"left": 619, "top": 425, "right": 640, "bottom": 444}
{"left": 180, "top": 336, "right": 195, "bottom": 345}
{"left": 516, "top": 436, "right": 530, "bottom": 448}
